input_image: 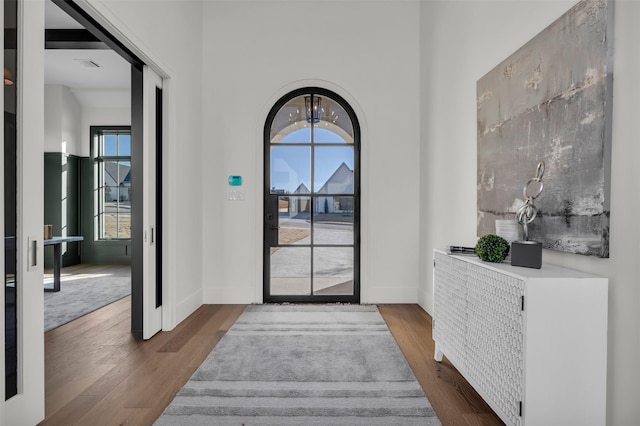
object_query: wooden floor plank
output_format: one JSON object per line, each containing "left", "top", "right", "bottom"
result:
{"left": 157, "top": 304, "right": 223, "bottom": 353}
{"left": 39, "top": 395, "right": 104, "bottom": 426}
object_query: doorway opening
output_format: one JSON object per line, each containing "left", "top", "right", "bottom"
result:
{"left": 44, "top": 0, "right": 162, "bottom": 339}
{"left": 42, "top": 0, "right": 137, "bottom": 339}
{"left": 264, "top": 87, "right": 360, "bottom": 303}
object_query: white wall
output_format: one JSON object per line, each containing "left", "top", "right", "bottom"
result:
{"left": 45, "top": 85, "right": 130, "bottom": 158}
{"left": 201, "top": 0, "right": 421, "bottom": 304}
{"left": 419, "top": 1, "right": 640, "bottom": 424}
{"left": 44, "top": 84, "right": 81, "bottom": 155}
{"left": 84, "top": 0, "right": 205, "bottom": 326}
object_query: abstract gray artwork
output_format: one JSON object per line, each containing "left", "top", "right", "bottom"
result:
{"left": 477, "top": 0, "right": 613, "bottom": 258}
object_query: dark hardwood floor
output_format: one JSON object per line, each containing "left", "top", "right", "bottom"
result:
{"left": 41, "top": 299, "right": 503, "bottom": 425}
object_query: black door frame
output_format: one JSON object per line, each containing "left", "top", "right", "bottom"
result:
{"left": 263, "top": 87, "right": 361, "bottom": 304}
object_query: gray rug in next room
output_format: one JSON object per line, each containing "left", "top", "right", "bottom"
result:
{"left": 44, "top": 272, "right": 130, "bottom": 332}
{"left": 156, "top": 304, "right": 441, "bottom": 425}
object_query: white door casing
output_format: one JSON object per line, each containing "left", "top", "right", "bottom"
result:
{"left": 142, "top": 66, "right": 163, "bottom": 340}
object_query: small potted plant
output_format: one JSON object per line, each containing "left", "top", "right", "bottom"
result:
{"left": 475, "top": 234, "right": 510, "bottom": 263}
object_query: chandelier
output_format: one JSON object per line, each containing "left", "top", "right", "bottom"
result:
{"left": 304, "top": 95, "right": 321, "bottom": 123}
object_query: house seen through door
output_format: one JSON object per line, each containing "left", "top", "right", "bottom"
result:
{"left": 264, "top": 88, "right": 360, "bottom": 303}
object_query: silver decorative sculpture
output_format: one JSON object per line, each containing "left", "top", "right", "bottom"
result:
{"left": 512, "top": 161, "right": 545, "bottom": 268}
{"left": 516, "top": 161, "right": 545, "bottom": 240}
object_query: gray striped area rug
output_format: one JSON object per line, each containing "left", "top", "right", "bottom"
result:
{"left": 155, "top": 304, "right": 441, "bottom": 425}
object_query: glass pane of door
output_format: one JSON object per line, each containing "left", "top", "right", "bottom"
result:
{"left": 279, "top": 196, "right": 311, "bottom": 245}
{"left": 313, "top": 199, "right": 353, "bottom": 245}
{"left": 313, "top": 96, "right": 353, "bottom": 144}
{"left": 270, "top": 247, "right": 311, "bottom": 295}
{"left": 270, "top": 146, "right": 310, "bottom": 194}
{"left": 4, "top": 0, "right": 18, "bottom": 400}
{"left": 314, "top": 146, "right": 354, "bottom": 194}
{"left": 313, "top": 247, "right": 353, "bottom": 295}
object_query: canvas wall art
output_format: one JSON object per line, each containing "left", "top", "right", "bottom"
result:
{"left": 477, "top": 0, "right": 613, "bottom": 258}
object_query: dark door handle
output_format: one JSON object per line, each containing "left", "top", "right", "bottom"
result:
{"left": 266, "top": 195, "right": 279, "bottom": 246}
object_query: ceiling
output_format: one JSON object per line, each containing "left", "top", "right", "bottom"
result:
{"left": 45, "top": 0, "right": 131, "bottom": 108}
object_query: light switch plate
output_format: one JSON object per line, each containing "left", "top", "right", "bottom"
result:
{"left": 227, "top": 190, "right": 245, "bottom": 201}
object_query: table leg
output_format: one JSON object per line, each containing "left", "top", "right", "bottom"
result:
{"left": 44, "top": 243, "right": 61, "bottom": 292}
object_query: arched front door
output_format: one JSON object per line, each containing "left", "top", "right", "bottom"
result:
{"left": 264, "top": 88, "right": 360, "bottom": 303}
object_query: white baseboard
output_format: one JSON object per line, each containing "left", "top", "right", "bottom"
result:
{"left": 363, "top": 286, "right": 419, "bottom": 304}
{"left": 173, "top": 288, "right": 203, "bottom": 327}
{"left": 202, "top": 286, "right": 255, "bottom": 304}
{"left": 418, "top": 287, "right": 434, "bottom": 316}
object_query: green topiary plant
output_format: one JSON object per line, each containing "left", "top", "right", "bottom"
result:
{"left": 475, "top": 234, "right": 510, "bottom": 263}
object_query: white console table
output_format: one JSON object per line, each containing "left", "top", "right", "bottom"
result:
{"left": 432, "top": 249, "right": 607, "bottom": 426}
